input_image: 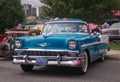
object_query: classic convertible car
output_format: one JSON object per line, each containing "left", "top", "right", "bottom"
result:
{"left": 13, "top": 18, "right": 109, "bottom": 74}
{"left": 102, "top": 22, "right": 120, "bottom": 41}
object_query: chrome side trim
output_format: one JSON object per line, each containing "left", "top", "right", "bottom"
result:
{"left": 81, "top": 41, "right": 106, "bottom": 47}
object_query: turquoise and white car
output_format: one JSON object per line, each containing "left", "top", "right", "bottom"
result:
{"left": 13, "top": 18, "right": 109, "bottom": 74}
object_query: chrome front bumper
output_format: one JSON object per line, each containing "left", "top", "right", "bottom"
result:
{"left": 13, "top": 55, "right": 82, "bottom": 67}
{"left": 13, "top": 49, "right": 82, "bottom": 67}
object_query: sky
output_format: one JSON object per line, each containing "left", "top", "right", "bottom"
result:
{"left": 21, "top": 0, "right": 44, "bottom": 7}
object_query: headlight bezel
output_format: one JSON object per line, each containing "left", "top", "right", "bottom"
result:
{"left": 15, "top": 40, "right": 22, "bottom": 48}
{"left": 68, "top": 40, "right": 77, "bottom": 49}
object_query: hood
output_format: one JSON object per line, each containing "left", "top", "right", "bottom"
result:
{"left": 18, "top": 34, "right": 88, "bottom": 50}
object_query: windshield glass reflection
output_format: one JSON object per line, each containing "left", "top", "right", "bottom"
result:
{"left": 42, "top": 22, "right": 88, "bottom": 35}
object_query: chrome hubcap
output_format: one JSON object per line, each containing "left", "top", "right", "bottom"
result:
{"left": 82, "top": 52, "right": 88, "bottom": 72}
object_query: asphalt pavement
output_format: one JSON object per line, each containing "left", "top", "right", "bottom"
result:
{"left": 0, "top": 59, "right": 120, "bottom": 82}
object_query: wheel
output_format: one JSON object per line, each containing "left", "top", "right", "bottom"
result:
{"left": 20, "top": 64, "right": 34, "bottom": 72}
{"left": 0, "top": 42, "right": 9, "bottom": 57}
{"left": 79, "top": 51, "right": 88, "bottom": 74}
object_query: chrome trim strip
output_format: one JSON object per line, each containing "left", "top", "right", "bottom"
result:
{"left": 15, "top": 49, "right": 79, "bottom": 53}
{"left": 81, "top": 41, "right": 105, "bottom": 47}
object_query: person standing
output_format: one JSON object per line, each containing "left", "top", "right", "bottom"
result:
{"left": 102, "top": 22, "right": 110, "bottom": 29}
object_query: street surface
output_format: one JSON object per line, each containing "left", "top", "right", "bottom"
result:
{"left": 0, "top": 59, "right": 120, "bottom": 82}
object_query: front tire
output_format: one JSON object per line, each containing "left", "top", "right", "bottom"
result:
{"left": 20, "top": 64, "right": 34, "bottom": 72}
{"left": 79, "top": 51, "right": 88, "bottom": 74}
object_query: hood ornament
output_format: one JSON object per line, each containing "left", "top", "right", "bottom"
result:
{"left": 38, "top": 43, "right": 50, "bottom": 47}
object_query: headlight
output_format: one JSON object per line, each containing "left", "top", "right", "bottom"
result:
{"left": 68, "top": 40, "right": 77, "bottom": 49}
{"left": 15, "top": 40, "right": 22, "bottom": 48}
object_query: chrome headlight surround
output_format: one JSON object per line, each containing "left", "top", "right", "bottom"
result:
{"left": 68, "top": 40, "right": 77, "bottom": 49}
{"left": 15, "top": 40, "right": 22, "bottom": 48}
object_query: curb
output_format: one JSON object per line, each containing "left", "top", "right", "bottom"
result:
{"left": 105, "top": 50, "right": 120, "bottom": 61}
{"left": 105, "top": 55, "right": 120, "bottom": 61}
{"left": 0, "top": 57, "right": 12, "bottom": 61}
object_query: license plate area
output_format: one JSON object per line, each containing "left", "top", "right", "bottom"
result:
{"left": 36, "top": 58, "right": 48, "bottom": 65}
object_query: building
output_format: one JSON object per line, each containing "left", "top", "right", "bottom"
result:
{"left": 23, "top": 4, "right": 32, "bottom": 17}
{"left": 21, "top": 0, "right": 44, "bottom": 17}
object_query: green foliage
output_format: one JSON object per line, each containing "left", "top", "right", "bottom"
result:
{"left": 110, "top": 43, "right": 120, "bottom": 50}
{"left": 41, "top": 0, "right": 120, "bottom": 23}
{"left": 0, "top": 0, "right": 25, "bottom": 34}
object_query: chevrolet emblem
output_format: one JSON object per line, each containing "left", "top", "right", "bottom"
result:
{"left": 38, "top": 43, "right": 50, "bottom": 47}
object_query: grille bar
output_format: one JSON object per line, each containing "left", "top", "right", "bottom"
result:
{"left": 21, "top": 51, "right": 69, "bottom": 56}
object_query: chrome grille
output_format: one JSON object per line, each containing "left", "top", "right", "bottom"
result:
{"left": 21, "top": 51, "right": 69, "bottom": 56}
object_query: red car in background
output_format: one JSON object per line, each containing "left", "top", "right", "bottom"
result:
{"left": 0, "top": 34, "right": 7, "bottom": 42}
{"left": 0, "top": 34, "right": 11, "bottom": 58}
{"left": 0, "top": 28, "right": 41, "bottom": 58}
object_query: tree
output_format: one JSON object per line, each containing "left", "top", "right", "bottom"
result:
{"left": 0, "top": 0, "right": 25, "bottom": 34}
{"left": 41, "top": 0, "right": 120, "bottom": 23}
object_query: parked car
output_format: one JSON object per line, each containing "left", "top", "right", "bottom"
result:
{"left": 6, "top": 29, "right": 41, "bottom": 49}
{"left": 13, "top": 18, "right": 109, "bottom": 74}
{"left": 0, "top": 29, "right": 41, "bottom": 58}
{"left": 102, "top": 22, "right": 120, "bottom": 41}
{"left": 0, "top": 34, "right": 10, "bottom": 58}
{"left": 6, "top": 29, "right": 40, "bottom": 37}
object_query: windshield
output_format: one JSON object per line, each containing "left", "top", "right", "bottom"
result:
{"left": 42, "top": 22, "right": 89, "bottom": 35}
